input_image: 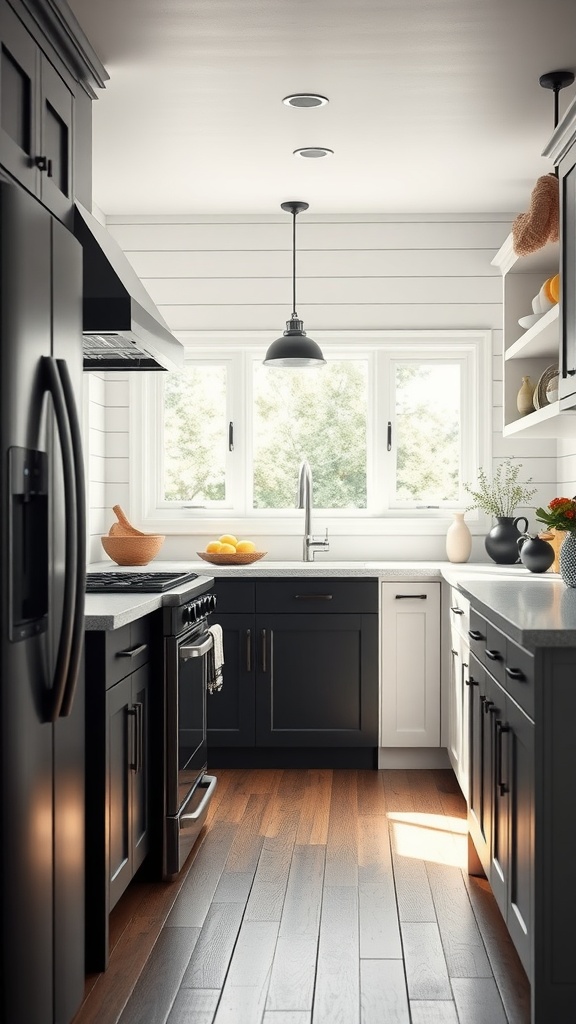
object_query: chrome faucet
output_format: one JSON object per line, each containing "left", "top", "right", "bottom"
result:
{"left": 296, "top": 459, "right": 330, "bottom": 562}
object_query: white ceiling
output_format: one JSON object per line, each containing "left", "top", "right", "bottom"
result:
{"left": 68, "top": 0, "right": 576, "bottom": 216}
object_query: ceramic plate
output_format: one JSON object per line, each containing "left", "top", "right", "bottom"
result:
{"left": 518, "top": 313, "right": 544, "bottom": 330}
{"left": 533, "top": 365, "right": 559, "bottom": 409}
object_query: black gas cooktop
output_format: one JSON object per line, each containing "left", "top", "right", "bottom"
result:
{"left": 86, "top": 571, "right": 199, "bottom": 593}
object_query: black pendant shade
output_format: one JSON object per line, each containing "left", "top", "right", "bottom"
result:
{"left": 263, "top": 201, "right": 326, "bottom": 367}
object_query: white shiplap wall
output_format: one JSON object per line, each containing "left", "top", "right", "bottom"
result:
{"left": 84, "top": 372, "right": 130, "bottom": 563}
{"left": 86, "top": 213, "right": 558, "bottom": 562}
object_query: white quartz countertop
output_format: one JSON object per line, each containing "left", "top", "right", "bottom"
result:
{"left": 85, "top": 559, "right": 560, "bottom": 631}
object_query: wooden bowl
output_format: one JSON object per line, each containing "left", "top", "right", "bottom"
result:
{"left": 101, "top": 534, "right": 165, "bottom": 566}
{"left": 197, "top": 551, "right": 266, "bottom": 566}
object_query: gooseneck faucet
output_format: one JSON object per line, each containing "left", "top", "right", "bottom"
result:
{"left": 297, "top": 459, "right": 330, "bottom": 562}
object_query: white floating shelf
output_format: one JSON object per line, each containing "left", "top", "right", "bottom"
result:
{"left": 504, "top": 304, "right": 559, "bottom": 361}
{"left": 504, "top": 401, "right": 576, "bottom": 438}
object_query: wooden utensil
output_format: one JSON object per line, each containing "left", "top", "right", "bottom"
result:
{"left": 109, "top": 504, "right": 148, "bottom": 537}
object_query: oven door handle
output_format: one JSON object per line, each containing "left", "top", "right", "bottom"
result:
{"left": 179, "top": 633, "right": 214, "bottom": 661}
{"left": 180, "top": 775, "right": 218, "bottom": 821}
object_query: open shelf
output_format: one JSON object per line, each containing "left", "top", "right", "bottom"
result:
{"left": 505, "top": 304, "right": 559, "bottom": 361}
{"left": 503, "top": 401, "right": 576, "bottom": 438}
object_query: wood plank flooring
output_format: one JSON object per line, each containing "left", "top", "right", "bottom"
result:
{"left": 72, "top": 769, "right": 530, "bottom": 1024}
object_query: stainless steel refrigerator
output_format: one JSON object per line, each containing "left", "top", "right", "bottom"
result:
{"left": 0, "top": 182, "right": 86, "bottom": 1024}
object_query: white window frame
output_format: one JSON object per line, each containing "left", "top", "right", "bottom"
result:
{"left": 130, "top": 330, "right": 492, "bottom": 537}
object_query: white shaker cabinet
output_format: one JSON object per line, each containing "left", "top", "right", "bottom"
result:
{"left": 446, "top": 587, "right": 471, "bottom": 798}
{"left": 380, "top": 582, "right": 440, "bottom": 746}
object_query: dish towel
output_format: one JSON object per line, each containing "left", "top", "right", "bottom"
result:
{"left": 207, "top": 624, "right": 224, "bottom": 694}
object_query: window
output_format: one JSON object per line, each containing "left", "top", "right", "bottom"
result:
{"left": 134, "top": 331, "right": 490, "bottom": 531}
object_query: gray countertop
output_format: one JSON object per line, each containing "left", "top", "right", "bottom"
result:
{"left": 455, "top": 578, "right": 576, "bottom": 649}
{"left": 85, "top": 559, "right": 572, "bottom": 641}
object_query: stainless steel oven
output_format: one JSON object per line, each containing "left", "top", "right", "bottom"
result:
{"left": 163, "top": 589, "right": 218, "bottom": 879}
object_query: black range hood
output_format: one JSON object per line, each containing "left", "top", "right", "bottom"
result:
{"left": 74, "top": 202, "right": 184, "bottom": 371}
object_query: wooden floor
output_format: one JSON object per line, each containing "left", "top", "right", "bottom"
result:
{"left": 73, "top": 768, "right": 530, "bottom": 1024}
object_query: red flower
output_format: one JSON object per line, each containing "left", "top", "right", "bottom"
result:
{"left": 566, "top": 510, "right": 575, "bottom": 519}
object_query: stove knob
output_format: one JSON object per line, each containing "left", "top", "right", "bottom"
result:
{"left": 191, "top": 602, "right": 201, "bottom": 622}
{"left": 181, "top": 606, "right": 190, "bottom": 626}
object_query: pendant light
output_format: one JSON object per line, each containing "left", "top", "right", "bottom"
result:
{"left": 263, "top": 201, "right": 326, "bottom": 367}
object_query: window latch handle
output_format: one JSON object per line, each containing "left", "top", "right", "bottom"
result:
{"left": 228, "top": 421, "right": 234, "bottom": 451}
{"left": 387, "top": 421, "right": 392, "bottom": 451}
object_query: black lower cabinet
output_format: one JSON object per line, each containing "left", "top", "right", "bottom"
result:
{"left": 85, "top": 616, "right": 156, "bottom": 971}
{"left": 208, "top": 577, "right": 379, "bottom": 766}
{"left": 468, "top": 650, "right": 534, "bottom": 980}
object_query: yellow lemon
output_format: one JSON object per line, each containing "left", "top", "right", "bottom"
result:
{"left": 219, "top": 534, "right": 238, "bottom": 547}
{"left": 205, "top": 540, "right": 223, "bottom": 553}
{"left": 219, "top": 543, "right": 236, "bottom": 554}
{"left": 236, "top": 540, "right": 256, "bottom": 553}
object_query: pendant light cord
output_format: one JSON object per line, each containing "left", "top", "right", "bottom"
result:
{"left": 292, "top": 210, "right": 297, "bottom": 317}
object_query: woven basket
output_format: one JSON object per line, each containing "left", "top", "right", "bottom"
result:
{"left": 197, "top": 551, "right": 266, "bottom": 566}
{"left": 101, "top": 534, "right": 165, "bottom": 566}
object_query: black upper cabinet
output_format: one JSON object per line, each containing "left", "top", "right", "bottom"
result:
{"left": 0, "top": 0, "right": 107, "bottom": 220}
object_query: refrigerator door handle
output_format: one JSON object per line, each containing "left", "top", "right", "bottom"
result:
{"left": 42, "top": 356, "right": 77, "bottom": 722}
{"left": 56, "top": 358, "right": 86, "bottom": 718}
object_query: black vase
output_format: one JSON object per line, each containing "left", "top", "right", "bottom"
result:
{"left": 485, "top": 516, "right": 528, "bottom": 564}
{"left": 517, "top": 534, "right": 555, "bottom": 573}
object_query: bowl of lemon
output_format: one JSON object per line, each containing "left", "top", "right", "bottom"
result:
{"left": 197, "top": 535, "right": 266, "bottom": 566}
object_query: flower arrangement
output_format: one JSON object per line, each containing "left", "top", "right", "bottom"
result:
{"left": 464, "top": 459, "right": 536, "bottom": 517}
{"left": 535, "top": 497, "right": 576, "bottom": 532}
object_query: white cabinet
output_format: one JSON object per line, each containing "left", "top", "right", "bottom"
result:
{"left": 492, "top": 235, "right": 576, "bottom": 437}
{"left": 447, "top": 587, "right": 470, "bottom": 798}
{"left": 380, "top": 582, "right": 440, "bottom": 746}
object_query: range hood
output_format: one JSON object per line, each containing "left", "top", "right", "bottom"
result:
{"left": 74, "top": 202, "right": 184, "bottom": 371}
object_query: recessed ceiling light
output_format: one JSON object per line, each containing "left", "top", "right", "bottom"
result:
{"left": 293, "top": 147, "right": 334, "bottom": 159}
{"left": 283, "top": 94, "right": 329, "bottom": 108}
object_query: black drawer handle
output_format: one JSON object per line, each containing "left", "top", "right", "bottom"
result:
{"left": 485, "top": 649, "right": 501, "bottom": 661}
{"left": 294, "top": 594, "right": 333, "bottom": 600}
{"left": 483, "top": 699, "right": 494, "bottom": 714}
{"left": 396, "top": 594, "right": 427, "bottom": 600}
{"left": 468, "top": 630, "right": 484, "bottom": 641}
{"left": 117, "top": 643, "right": 148, "bottom": 659}
{"left": 465, "top": 675, "right": 478, "bottom": 687}
{"left": 451, "top": 606, "right": 465, "bottom": 615}
{"left": 246, "top": 629, "right": 252, "bottom": 672}
{"left": 496, "top": 720, "right": 510, "bottom": 796}
{"left": 505, "top": 666, "right": 525, "bottom": 681}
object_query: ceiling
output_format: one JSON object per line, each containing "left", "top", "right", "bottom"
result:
{"left": 68, "top": 0, "right": 576, "bottom": 216}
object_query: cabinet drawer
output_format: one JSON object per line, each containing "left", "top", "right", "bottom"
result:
{"left": 255, "top": 577, "right": 378, "bottom": 614}
{"left": 485, "top": 621, "right": 506, "bottom": 686}
{"left": 449, "top": 587, "right": 470, "bottom": 636}
{"left": 105, "top": 617, "right": 151, "bottom": 688}
{"left": 213, "top": 579, "right": 255, "bottom": 614}
{"left": 503, "top": 638, "right": 534, "bottom": 719}
{"left": 468, "top": 609, "right": 487, "bottom": 664}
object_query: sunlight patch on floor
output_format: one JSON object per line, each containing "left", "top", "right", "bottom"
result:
{"left": 387, "top": 812, "right": 468, "bottom": 868}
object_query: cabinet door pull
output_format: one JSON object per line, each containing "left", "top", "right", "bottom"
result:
{"left": 483, "top": 699, "right": 494, "bottom": 714}
{"left": 294, "top": 593, "right": 333, "bottom": 600}
{"left": 46, "top": 159, "right": 53, "bottom": 178}
{"left": 465, "top": 674, "right": 478, "bottom": 687}
{"left": 135, "top": 702, "right": 143, "bottom": 773}
{"left": 246, "top": 629, "right": 252, "bottom": 672}
{"left": 505, "top": 666, "right": 525, "bottom": 681}
{"left": 461, "top": 661, "right": 468, "bottom": 690}
{"left": 34, "top": 155, "right": 48, "bottom": 171}
{"left": 485, "top": 649, "right": 501, "bottom": 661}
{"left": 451, "top": 648, "right": 458, "bottom": 656}
{"left": 496, "top": 720, "right": 510, "bottom": 795}
{"left": 127, "top": 706, "right": 138, "bottom": 772}
{"left": 468, "top": 630, "right": 484, "bottom": 641}
{"left": 261, "top": 629, "right": 267, "bottom": 672}
{"left": 395, "top": 594, "right": 427, "bottom": 600}
{"left": 117, "top": 643, "right": 148, "bottom": 659}
{"left": 451, "top": 606, "right": 464, "bottom": 614}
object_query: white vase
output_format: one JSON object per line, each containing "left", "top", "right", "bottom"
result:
{"left": 446, "top": 512, "right": 472, "bottom": 563}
